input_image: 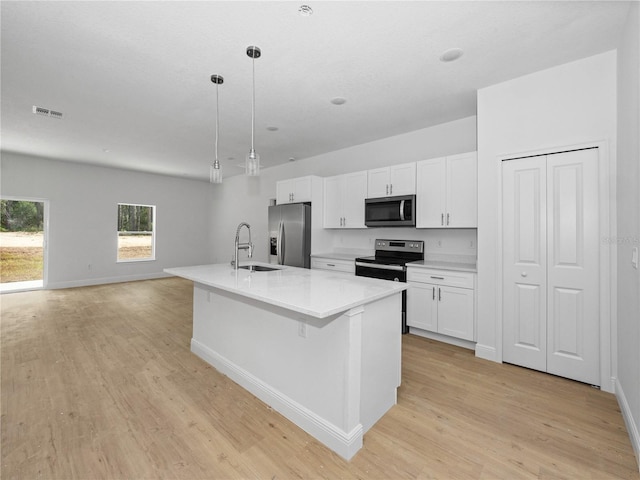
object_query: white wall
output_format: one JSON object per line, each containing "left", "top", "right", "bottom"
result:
{"left": 0, "top": 152, "right": 213, "bottom": 288}
{"left": 476, "top": 52, "right": 617, "bottom": 375}
{"left": 616, "top": 1, "right": 640, "bottom": 467}
{"left": 209, "top": 116, "right": 478, "bottom": 265}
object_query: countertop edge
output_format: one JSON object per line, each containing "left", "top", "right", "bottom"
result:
{"left": 164, "top": 264, "right": 406, "bottom": 319}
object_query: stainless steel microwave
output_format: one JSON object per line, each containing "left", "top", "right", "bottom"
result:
{"left": 364, "top": 195, "right": 416, "bottom": 227}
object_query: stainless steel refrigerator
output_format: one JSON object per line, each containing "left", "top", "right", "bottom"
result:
{"left": 268, "top": 203, "right": 311, "bottom": 268}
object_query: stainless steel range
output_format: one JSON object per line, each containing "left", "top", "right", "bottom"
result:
{"left": 355, "top": 239, "right": 424, "bottom": 334}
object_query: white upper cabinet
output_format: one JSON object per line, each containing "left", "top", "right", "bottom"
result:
{"left": 276, "top": 176, "right": 315, "bottom": 204}
{"left": 416, "top": 152, "right": 477, "bottom": 228}
{"left": 367, "top": 162, "right": 416, "bottom": 198}
{"left": 323, "top": 171, "right": 367, "bottom": 228}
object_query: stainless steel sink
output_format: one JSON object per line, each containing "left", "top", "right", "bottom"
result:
{"left": 238, "top": 265, "right": 280, "bottom": 272}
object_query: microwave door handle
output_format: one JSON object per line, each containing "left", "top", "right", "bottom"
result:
{"left": 399, "top": 199, "right": 405, "bottom": 221}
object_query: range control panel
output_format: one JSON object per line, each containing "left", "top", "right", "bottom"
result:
{"left": 374, "top": 239, "right": 424, "bottom": 253}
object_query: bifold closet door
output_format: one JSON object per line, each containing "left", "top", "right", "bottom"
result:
{"left": 502, "top": 157, "right": 547, "bottom": 372}
{"left": 545, "top": 149, "right": 599, "bottom": 385}
{"left": 503, "top": 149, "right": 600, "bottom": 385}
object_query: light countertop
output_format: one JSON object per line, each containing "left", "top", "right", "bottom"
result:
{"left": 407, "top": 254, "right": 477, "bottom": 272}
{"left": 407, "top": 260, "right": 477, "bottom": 273}
{"left": 165, "top": 262, "right": 406, "bottom": 319}
{"left": 311, "top": 250, "right": 372, "bottom": 261}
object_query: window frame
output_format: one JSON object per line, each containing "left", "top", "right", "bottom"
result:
{"left": 116, "top": 203, "right": 156, "bottom": 263}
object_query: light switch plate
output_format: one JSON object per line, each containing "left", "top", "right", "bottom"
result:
{"left": 632, "top": 247, "right": 639, "bottom": 269}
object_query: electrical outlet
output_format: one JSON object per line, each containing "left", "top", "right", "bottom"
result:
{"left": 469, "top": 240, "right": 475, "bottom": 249}
{"left": 88, "top": 263, "right": 92, "bottom": 270}
{"left": 436, "top": 240, "right": 442, "bottom": 248}
{"left": 298, "top": 321, "right": 307, "bottom": 338}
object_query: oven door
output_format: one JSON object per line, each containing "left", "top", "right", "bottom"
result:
{"left": 355, "top": 262, "right": 405, "bottom": 282}
{"left": 355, "top": 262, "right": 408, "bottom": 334}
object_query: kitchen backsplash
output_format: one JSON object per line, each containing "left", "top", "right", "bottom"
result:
{"left": 330, "top": 228, "right": 477, "bottom": 256}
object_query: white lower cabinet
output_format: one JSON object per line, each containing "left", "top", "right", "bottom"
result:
{"left": 406, "top": 267, "right": 475, "bottom": 341}
{"left": 311, "top": 257, "right": 355, "bottom": 275}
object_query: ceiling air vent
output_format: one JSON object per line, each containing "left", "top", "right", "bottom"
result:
{"left": 32, "top": 105, "right": 63, "bottom": 119}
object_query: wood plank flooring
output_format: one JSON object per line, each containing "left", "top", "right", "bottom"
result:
{"left": 2, "top": 277, "right": 638, "bottom": 479}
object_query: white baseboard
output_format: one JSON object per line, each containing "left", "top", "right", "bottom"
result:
{"left": 191, "top": 338, "right": 363, "bottom": 460}
{"left": 475, "top": 343, "right": 499, "bottom": 363}
{"left": 615, "top": 378, "right": 640, "bottom": 472}
{"left": 47, "top": 272, "right": 171, "bottom": 289}
{"left": 408, "top": 328, "right": 475, "bottom": 350}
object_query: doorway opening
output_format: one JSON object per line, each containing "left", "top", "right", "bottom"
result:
{"left": 0, "top": 199, "right": 46, "bottom": 293}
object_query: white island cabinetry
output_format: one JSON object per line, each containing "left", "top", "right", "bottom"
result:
{"left": 164, "top": 262, "right": 404, "bottom": 460}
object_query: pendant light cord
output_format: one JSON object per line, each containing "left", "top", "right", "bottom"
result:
{"left": 251, "top": 55, "right": 255, "bottom": 152}
{"left": 215, "top": 82, "right": 220, "bottom": 163}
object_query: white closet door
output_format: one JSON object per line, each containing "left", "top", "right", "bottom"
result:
{"left": 546, "top": 149, "right": 599, "bottom": 385}
{"left": 502, "top": 157, "right": 548, "bottom": 371}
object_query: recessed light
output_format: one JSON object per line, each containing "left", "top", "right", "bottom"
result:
{"left": 440, "top": 48, "right": 464, "bottom": 62}
{"left": 266, "top": 126, "right": 279, "bottom": 132}
{"left": 103, "top": 148, "right": 110, "bottom": 153}
{"left": 331, "top": 97, "right": 347, "bottom": 105}
{"left": 289, "top": 157, "right": 296, "bottom": 162}
{"left": 298, "top": 5, "right": 313, "bottom": 16}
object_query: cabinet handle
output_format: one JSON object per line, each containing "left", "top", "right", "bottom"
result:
{"left": 386, "top": 184, "right": 389, "bottom": 196}
{"left": 441, "top": 213, "right": 444, "bottom": 226}
{"left": 390, "top": 184, "right": 393, "bottom": 195}
{"left": 430, "top": 276, "right": 445, "bottom": 280}
{"left": 521, "top": 272, "right": 528, "bottom": 277}
{"left": 447, "top": 213, "right": 450, "bottom": 225}
{"left": 327, "top": 264, "right": 336, "bottom": 267}
{"left": 438, "top": 287, "right": 442, "bottom": 301}
{"left": 343, "top": 217, "right": 346, "bottom": 227}
{"left": 432, "top": 286, "right": 435, "bottom": 300}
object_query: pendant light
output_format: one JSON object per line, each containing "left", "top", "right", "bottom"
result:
{"left": 245, "top": 46, "right": 261, "bottom": 176}
{"left": 210, "top": 74, "right": 223, "bottom": 184}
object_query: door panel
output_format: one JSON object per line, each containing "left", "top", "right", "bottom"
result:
{"left": 502, "top": 158, "right": 547, "bottom": 371}
{"left": 416, "top": 158, "right": 446, "bottom": 227}
{"left": 438, "top": 286, "right": 474, "bottom": 341}
{"left": 546, "top": 149, "right": 599, "bottom": 385}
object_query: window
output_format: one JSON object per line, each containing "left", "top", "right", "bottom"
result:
{"left": 117, "top": 204, "right": 155, "bottom": 262}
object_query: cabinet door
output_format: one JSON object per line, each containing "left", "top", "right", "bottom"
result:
{"left": 367, "top": 168, "right": 390, "bottom": 198}
{"left": 389, "top": 162, "right": 416, "bottom": 195}
{"left": 406, "top": 282, "right": 438, "bottom": 332}
{"left": 437, "top": 286, "right": 474, "bottom": 341}
{"left": 293, "top": 176, "right": 312, "bottom": 203}
{"left": 343, "top": 171, "right": 367, "bottom": 228}
{"left": 445, "top": 152, "right": 477, "bottom": 227}
{"left": 416, "top": 157, "right": 446, "bottom": 228}
{"left": 323, "top": 176, "right": 343, "bottom": 228}
{"left": 276, "top": 179, "right": 293, "bottom": 205}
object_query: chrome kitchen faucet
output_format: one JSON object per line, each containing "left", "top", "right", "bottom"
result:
{"left": 233, "top": 222, "right": 253, "bottom": 269}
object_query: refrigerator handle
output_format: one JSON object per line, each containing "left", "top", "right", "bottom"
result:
{"left": 277, "top": 221, "right": 285, "bottom": 264}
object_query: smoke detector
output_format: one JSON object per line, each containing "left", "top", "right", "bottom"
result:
{"left": 32, "top": 105, "right": 63, "bottom": 119}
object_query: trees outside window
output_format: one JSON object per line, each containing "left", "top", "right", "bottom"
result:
{"left": 117, "top": 204, "right": 155, "bottom": 262}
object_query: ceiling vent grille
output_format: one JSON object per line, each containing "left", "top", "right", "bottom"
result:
{"left": 32, "top": 105, "right": 63, "bottom": 119}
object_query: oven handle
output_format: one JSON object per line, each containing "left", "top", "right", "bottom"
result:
{"left": 355, "top": 261, "right": 405, "bottom": 272}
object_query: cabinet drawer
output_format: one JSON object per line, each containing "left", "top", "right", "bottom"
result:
{"left": 407, "top": 268, "right": 474, "bottom": 289}
{"left": 311, "top": 258, "right": 355, "bottom": 274}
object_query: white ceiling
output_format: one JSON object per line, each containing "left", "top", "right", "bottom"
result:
{"left": 0, "top": 1, "right": 631, "bottom": 180}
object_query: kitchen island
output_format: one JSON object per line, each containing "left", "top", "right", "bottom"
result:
{"left": 164, "top": 262, "right": 406, "bottom": 460}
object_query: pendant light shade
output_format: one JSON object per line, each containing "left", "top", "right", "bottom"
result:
{"left": 245, "top": 46, "right": 261, "bottom": 176}
{"left": 210, "top": 74, "right": 223, "bottom": 184}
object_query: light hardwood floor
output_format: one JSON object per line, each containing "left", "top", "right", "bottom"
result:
{"left": 2, "top": 277, "right": 638, "bottom": 479}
